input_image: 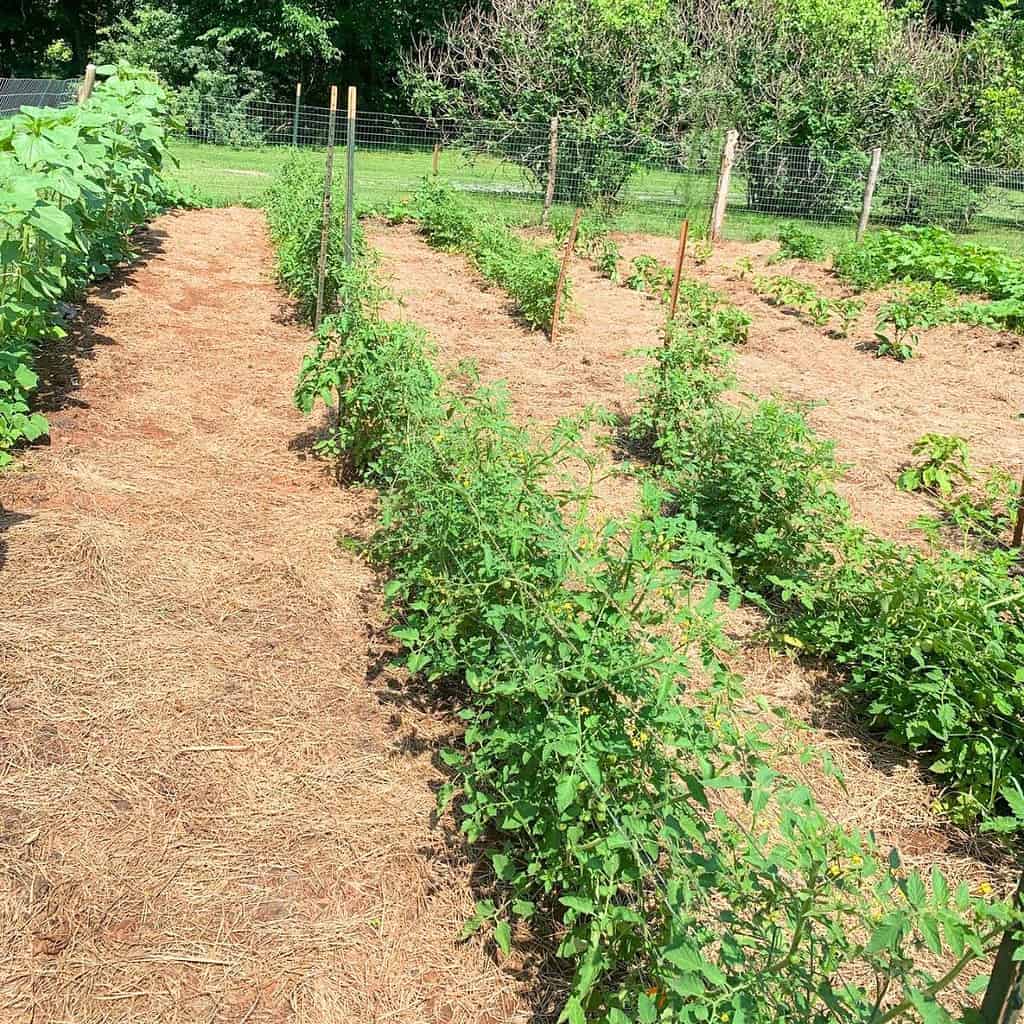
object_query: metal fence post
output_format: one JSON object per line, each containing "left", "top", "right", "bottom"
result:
{"left": 542, "top": 116, "right": 559, "bottom": 226}
{"left": 857, "top": 146, "right": 883, "bottom": 242}
{"left": 709, "top": 129, "right": 738, "bottom": 243}
{"left": 76, "top": 64, "right": 96, "bottom": 105}
{"left": 291, "top": 82, "right": 302, "bottom": 147}
{"left": 343, "top": 86, "right": 356, "bottom": 265}
{"left": 314, "top": 86, "right": 338, "bottom": 329}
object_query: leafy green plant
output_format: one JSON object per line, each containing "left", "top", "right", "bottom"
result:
{"left": 835, "top": 226, "right": 1024, "bottom": 336}
{"left": 690, "top": 239, "right": 712, "bottom": 265}
{"left": 0, "top": 65, "right": 178, "bottom": 466}
{"left": 281, "top": 198, "right": 1023, "bottom": 1020}
{"left": 630, "top": 274, "right": 1024, "bottom": 833}
{"left": 752, "top": 274, "right": 863, "bottom": 337}
{"left": 874, "top": 283, "right": 957, "bottom": 360}
{"left": 731, "top": 256, "right": 754, "bottom": 280}
{"left": 898, "top": 434, "right": 973, "bottom": 497}
{"left": 625, "top": 254, "right": 672, "bottom": 299}
{"left": 414, "top": 178, "right": 565, "bottom": 332}
{"left": 773, "top": 222, "right": 827, "bottom": 263}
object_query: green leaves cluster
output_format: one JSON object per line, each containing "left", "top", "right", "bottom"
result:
{"left": 413, "top": 177, "right": 566, "bottom": 332}
{"left": 630, "top": 274, "right": 1024, "bottom": 833}
{"left": 264, "top": 153, "right": 365, "bottom": 322}
{"left": 752, "top": 274, "right": 863, "bottom": 336}
{"left": 272, "top": 166, "right": 1022, "bottom": 1020}
{"left": 835, "top": 227, "right": 1024, "bottom": 331}
{"left": 0, "top": 66, "right": 177, "bottom": 465}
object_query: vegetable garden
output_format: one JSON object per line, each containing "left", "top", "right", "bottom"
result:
{"left": 4, "top": 81, "right": 1024, "bottom": 1024}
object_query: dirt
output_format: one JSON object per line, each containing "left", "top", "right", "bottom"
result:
{"left": 0, "top": 209, "right": 551, "bottom": 1024}
{"left": 614, "top": 234, "right": 1024, "bottom": 544}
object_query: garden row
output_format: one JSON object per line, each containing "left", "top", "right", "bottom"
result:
{"left": 0, "top": 67, "right": 178, "bottom": 465}
{"left": 266, "top": 166, "right": 1021, "bottom": 1024}
{"left": 768, "top": 224, "right": 1024, "bottom": 359}
{"left": 624, "top": 270, "right": 1024, "bottom": 835}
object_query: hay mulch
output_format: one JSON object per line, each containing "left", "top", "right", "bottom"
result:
{"left": 0, "top": 208, "right": 553, "bottom": 1023}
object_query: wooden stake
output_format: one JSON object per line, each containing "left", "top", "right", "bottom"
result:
{"left": 980, "top": 874, "right": 1023, "bottom": 1024}
{"left": 550, "top": 206, "right": 581, "bottom": 343}
{"left": 1013, "top": 468, "right": 1024, "bottom": 548}
{"left": 857, "top": 147, "right": 883, "bottom": 242}
{"left": 432, "top": 141, "right": 440, "bottom": 175}
{"left": 542, "top": 116, "right": 559, "bottom": 227}
{"left": 77, "top": 64, "right": 96, "bottom": 105}
{"left": 314, "top": 86, "right": 338, "bottom": 329}
{"left": 709, "top": 129, "right": 738, "bottom": 243}
{"left": 343, "top": 86, "right": 356, "bottom": 265}
{"left": 668, "top": 219, "right": 690, "bottom": 321}
{"left": 291, "top": 82, "right": 302, "bottom": 148}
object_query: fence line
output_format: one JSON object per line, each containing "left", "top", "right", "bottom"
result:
{"left": 0, "top": 77, "right": 79, "bottom": 116}
{"left": 178, "top": 94, "right": 1024, "bottom": 242}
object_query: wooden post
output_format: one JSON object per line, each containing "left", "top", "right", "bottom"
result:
{"left": 343, "top": 86, "right": 356, "bottom": 266}
{"left": 432, "top": 141, "right": 440, "bottom": 175}
{"left": 542, "top": 116, "right": 559, "bottom": 227}
{"left": 708, "top": 129, "right": 738, "bottom": 243}
{"left": 314, "top": 86, "right": 339, "bottom": 330}
{"left": 857, "top": 147, "right": 883, "bottom": 242}
{"left": 549, "top": 206, "right": 581, "bottom": 343}
{"left": 77, "top": 64, "right": 96, "bottom": 105}
{"left": 668, "top": 219, "right": 690, "bottom": 321}
{"left": 980, "top": 874, "right": 1024, "bottom": 1024}
{"left": 1013, "top": 469, "right": 1024, "bottom": 548}
{"left": 291, "top": 82, "right": 302, "bottom": 147}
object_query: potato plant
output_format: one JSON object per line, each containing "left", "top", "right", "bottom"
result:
{"left": 0, "top": 66, "right": 177, "bottom": 465}
{"left": 272, "top": 173, "right": 1023, "bottom": 1021}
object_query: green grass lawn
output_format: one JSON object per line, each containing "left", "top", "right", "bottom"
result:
{"left": 165, "top": 139, "right": 1024, "bottom": 251}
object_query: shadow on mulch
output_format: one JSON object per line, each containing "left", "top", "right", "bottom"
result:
{"left": 32, "top": 225, "right": 169, "bottom": 416}
{"left": 365, "top": 633, "right": 571, "bottom": 1024}
{"left": 0, "top": 507, "right": 32, "bottom": 573}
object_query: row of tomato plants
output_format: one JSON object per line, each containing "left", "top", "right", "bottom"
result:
{"left": 0, "top": 66, "right": 179, "bottom": 465}
{"left": 267, "top": 177, "right": 1022, "bottom": 1022}
{"left": 625, "top": 274, "right": 1024, "bottom": 836}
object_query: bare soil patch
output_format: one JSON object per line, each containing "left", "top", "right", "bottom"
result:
{"left": 0, "top": 208, "right": 549, "bottom": 1023}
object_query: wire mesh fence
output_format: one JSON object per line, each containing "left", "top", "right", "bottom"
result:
{"left": 0, "top": 77, "right": 79, "bottom": 116}
{"left": 176, "top": 94, "right": 1024, "bottom": 246}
